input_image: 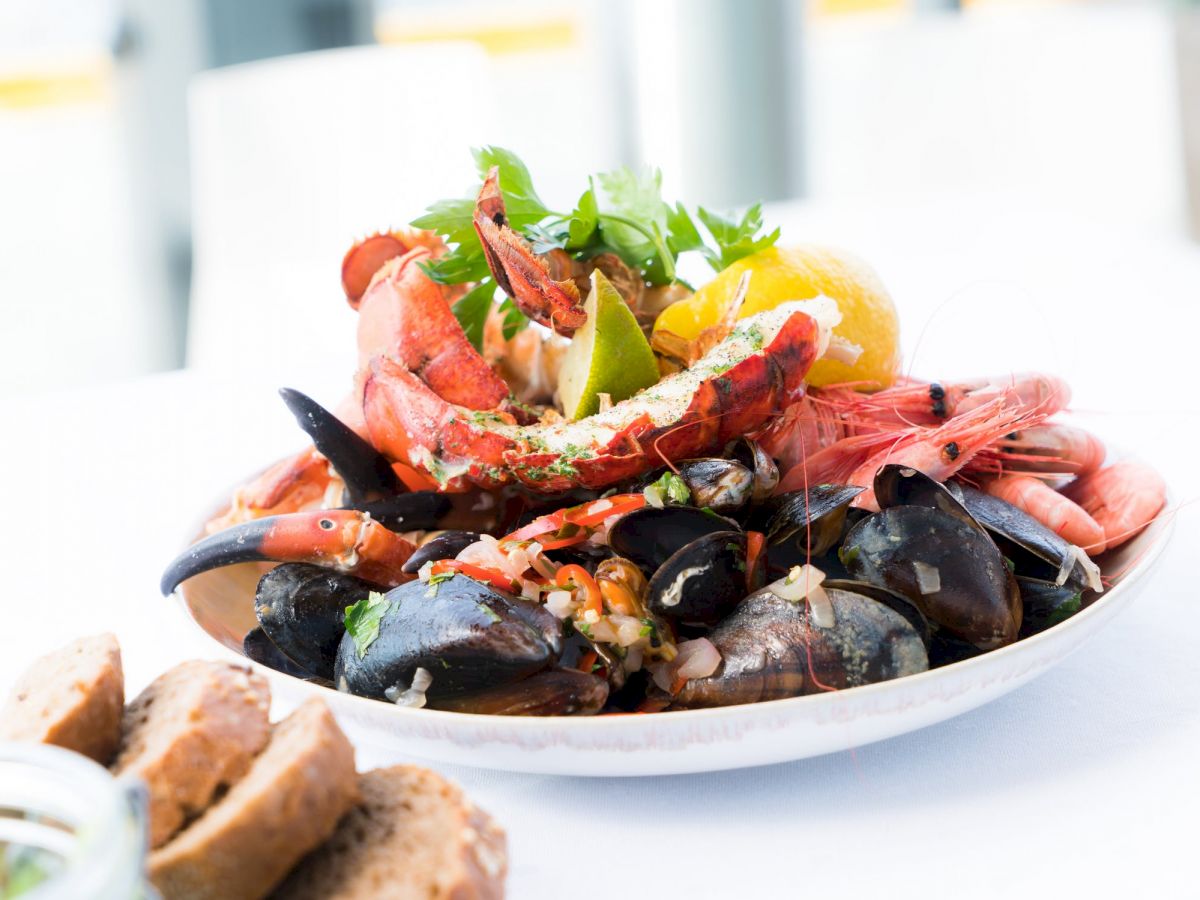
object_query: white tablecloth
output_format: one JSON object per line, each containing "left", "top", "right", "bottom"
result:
{"left": 4, "top": 198, "right": 1198, "bottom": 897}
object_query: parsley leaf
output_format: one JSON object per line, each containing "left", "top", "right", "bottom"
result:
{"left": 566, "top": 180, "right": 599, "bottom": 249}
{"left": 472, "top": 146, "right": 549, "bottom": 223}
{"left": 524, "top": 222, "right": 568, "bottom": 255}
{"left": 696, "top": 204, "right": 781, "bottom": 271}
{"left": 419, "top": 242, "right": 491, "bottom": 285}
{"left": 344, "top": 591, "right": 391, "bottom": 659}
{"left": 595, "top": 167, "right": 675, "bottom": 283}
{"left": 498, "top": 296, "right": 527, "bottom": 340}
{"left": 665, "top": 202, "right": 705, "bottom": 255}
{"left": 452, "top": 280, "right": 496, "bottom": 352}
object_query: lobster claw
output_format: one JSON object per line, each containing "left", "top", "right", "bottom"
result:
{"left": 473, "top": 166, "right": 586, "bottom": 337}
{"left": 160, "top": 509, "right": 416, "bottom": 595}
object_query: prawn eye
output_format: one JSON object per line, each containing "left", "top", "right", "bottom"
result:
{"left": 943, "top": 442, "right": 960, "bottom": 462}
{"left": 318, "top": 518, "right": 335, "bottom": 530}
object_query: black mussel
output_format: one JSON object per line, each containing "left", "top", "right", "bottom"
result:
{"left": 823, "top": 578, "right": 932, "bottom": 646}
{"left": 927, "top": 631, "right": 985, "bottom": 668}
{"left": 279, "top": 387, "right": 400, "bottom": 504}
{"left": 401, "top": 531, "right": 481, "bottom": 574}
{"left": 727, "top": 437, "right": 780, "bottom": 504}
{"left": 672, "top": 585, "right": 928, "bottom": 709}
{"left": 433, "top": 668, "right": 608, "bottom": 716}
{"left": 255, "top": 563, "right": 381, "bottom": 680}
{"left": 335, "top": 574, "right": 561, "bottom": 702}
{"left": 243, "top": 626, "right": 320, "bottom": 680}
{"left": 1017, "top": 576, "right": 1083, "bottom": 637}
{"left": 646, "top": 531, "right": 748, "bottom": 625}
{"left": 676, "top": 458, "right": 755, "bottom": 514}
{"left": 873, "top": 465, "right": 976, "bottom": 528}
{"left": 959, "top": 485, "right": 1102, "bottom": 593}
{"left": 840, "top": 505, "right": 1022, "bottom": 650}
{"left": 764, "top": 484, "right": 865, "bottom": 562}
{"left": 608, "top": 506, "right": 740, "bottom": 574}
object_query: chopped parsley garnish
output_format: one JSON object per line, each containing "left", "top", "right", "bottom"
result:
{"left": 576, "top": 620, "right": 593, "bottom": 638}
{"left": 344, "top": 591, "right": 390, "bottom": 659}
{"left": 645, "top": 470, "right": 691, "bottom": 506}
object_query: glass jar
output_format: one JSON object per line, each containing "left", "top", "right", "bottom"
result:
{"left": 0, "top": 742, "right": 152, "bottom": 899}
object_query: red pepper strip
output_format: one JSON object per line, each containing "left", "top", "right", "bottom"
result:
{"left": 501, "top": 509, "right": 566, "bottom": 543}
{"left": 537, "top": 524, "right": 589, "bottom": 551}
{"left": 563, "top": 493, "right": 646, "bottom": 529}
{"left": 669, "top": 675, "right": 688, "bottom": 696}
{"left": 430, "top": 559, "right": 519, "bottom": 594}
{"left": 556, "top": 564, "right": 603, "bottom": 618}
{"left": 576, "top": 650, "right": 599, "bottom": 674}
{"left": 745, "top": 530, "right": 766, "bottom": 593}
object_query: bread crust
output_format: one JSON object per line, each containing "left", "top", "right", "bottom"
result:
{"left": 271, "top": 765, "right": 507, "bottom": 900}
{"left": 111, "top": 660, "right": 271, "bottom": 847}
{"left": 0, "top": 633, "right": 125, "bottom": 764}
{"left": 149, "top": 698, "right": 359, "bottom": 900}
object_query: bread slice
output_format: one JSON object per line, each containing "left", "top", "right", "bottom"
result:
{"left": 271, "top": 765, "right": 508, "bottom": 900}
{"left": 148, "top": 698, "right": 359, "bottom": 900}
{"left": 0, "top": 633, "right": 124, "bottom": 764}
{"left": 112, "top": 660, "right": 271, "bottom": 848}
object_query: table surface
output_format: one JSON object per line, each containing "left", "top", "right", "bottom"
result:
{"left": 5, "top": 196, "right": 1199, "bottom": 897}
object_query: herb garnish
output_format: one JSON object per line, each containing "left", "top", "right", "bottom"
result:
{"left": 411, "top": 146, "right": 781, "bottom": 351}
{"left": 344, "top": 591, "right": 390, "bottom": 659}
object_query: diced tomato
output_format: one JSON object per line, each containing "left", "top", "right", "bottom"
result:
{"left": 576, "top": 650, "right": 599, "bottom": 674}
{"left": 745, "top": 530, "right": 765, "bottom": 593}
{"left": 429, "top": 559, "right": 519, "bottom": 594}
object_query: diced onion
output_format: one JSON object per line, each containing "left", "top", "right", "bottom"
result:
{"left": 674, "top": 638, "right": 722, "bottom": 680}
{"left": 611, "top": 614, "right": 645, "bottom": 647}
{"left": 643, "top": 484, "right": 665, "bottom": 508}
{"left": 824, "top": 335, "right": 863, "bottom": 365}
{"left": 417, "top": 560, "right": 435, "bottom": 583}
{"left": 1058, "top": 545, "right": 1103, "bottom": 594}
{"left": 545, "top": 590, "right": 578, "bottom": 619}
{"left": 912, "top": 561, "right": 941, "bottom": 595}
{"left": 771, "top": 565, "right": 826, "bottom": 603}
{"left": 806, "top": 585, "right": 836, "bottom": 629}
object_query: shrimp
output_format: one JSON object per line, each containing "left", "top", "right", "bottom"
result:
{"left": 1062, "top": 460, "right": 1167, "bottom": 551}
{"left": 983, "top": 475, "right": 1107, "bottom": 552}
{"left": 966, "top": 423, "right": 1107, "bottom": 479}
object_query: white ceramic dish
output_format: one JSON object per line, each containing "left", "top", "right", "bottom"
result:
{"left": 174, "top": 496, "right": 1173, "bottom": 777}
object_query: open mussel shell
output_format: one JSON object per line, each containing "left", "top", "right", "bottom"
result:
{"left": 401, "top": 531, "right": 481, "bottom": 574}
{"left": 840, "top": 505, "right": 1022, "bottom": 650}
{"left": 763, "top": 484, "right": 865, "bottom": 562}
{"left": 1016, "top": 576, "right": 1083, "bottom": 637}
{"left": 432, "top": 668, "right": 608, "bottom": 716}
{"left": 608, "top": 506, "right": 740, "bottom": 574}
{"left": 676, "top": 458, "right": 755, "bottom": 515}
{"left": 255, "top": 563, "right": 381, "bottom": 680}
{"left": 727, "top": 437, "right": 780, "bottom": 503}
{"left": 334, "top": 574, "right": 561, "bottom": 702}
{"left": 672, "top": 586, "right": 928, "bottom": 709}
{"left": 958, "top": 485, "right": 1099, "bottom": 592}
{"left": 646, "top": 531, "right": 748, "bottom": 625}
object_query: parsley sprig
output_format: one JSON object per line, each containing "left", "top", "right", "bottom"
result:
{"left": 410, "top": 146, "right": 781, "bottom": 350}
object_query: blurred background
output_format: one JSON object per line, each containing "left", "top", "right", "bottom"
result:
{"left": 1, "top": 0, "right": 1197, "bottom": 397}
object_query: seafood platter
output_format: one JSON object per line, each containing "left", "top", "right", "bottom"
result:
{"left": 164, "top": 149, "right": 1172, "bottom": 774}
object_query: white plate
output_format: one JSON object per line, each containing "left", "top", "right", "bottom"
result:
{"left": 174, "top": 498, "right": 1173, "bottom": 777}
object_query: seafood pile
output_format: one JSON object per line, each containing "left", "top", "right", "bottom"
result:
{"left": 162, "top": 151, "right": 1167, "bottom": 716}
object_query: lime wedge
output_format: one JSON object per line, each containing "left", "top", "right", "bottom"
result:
{"left": 557, "top": 269, "right": 661, "bottom": 420}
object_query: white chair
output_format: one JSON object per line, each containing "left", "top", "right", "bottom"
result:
{"left": 187, "top": 43, "right": 496, "bottom": 386}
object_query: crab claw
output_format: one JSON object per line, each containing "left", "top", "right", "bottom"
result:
{"left": 473, "top": 166, "right": 586, "bottom": 336}
{"left": 279, "top": 387, "right": 400, "bottom": 506}
{"left": 160, "top": 509, "right": 416, "bottom": 595}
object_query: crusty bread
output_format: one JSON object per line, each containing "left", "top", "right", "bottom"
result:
{"left": 271, "top": 765, "right": 507, "bottom": 900}
{"left": 112, "top": 660, "right": 271, "bottom": 848}
{"left": 148, "top": 698, "right": 359, "bottom": 900}
{"left": 0, "top": 633, "right": 124, "bottom": 764}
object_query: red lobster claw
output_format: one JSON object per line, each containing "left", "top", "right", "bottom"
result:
{"left": 473, "top": 166, "right": 586, "bottom": 336}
